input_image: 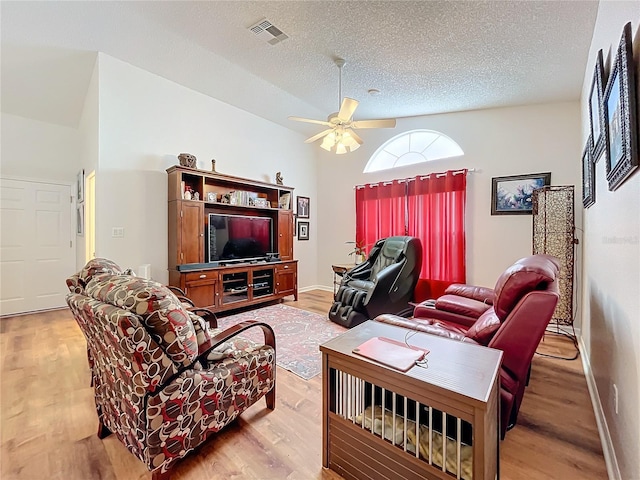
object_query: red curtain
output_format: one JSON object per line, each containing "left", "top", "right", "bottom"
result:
{"left": 355, "top": 170, "right": 467, "bottom": 302}
{"left": 408, "top": 170, "right": 467, "bottom": 301}
{"left": 355, "top": 180, "right": 406, "bottom": 254}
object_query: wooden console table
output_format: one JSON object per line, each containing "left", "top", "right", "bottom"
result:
{"left": 320, "top": 320, "right": 502, "bottom": 480}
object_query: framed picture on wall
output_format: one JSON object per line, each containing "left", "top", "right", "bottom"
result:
{"left": 603, "top": 22, "right": 638, "bottom": 191}
{"left": 76, "top": 204, "right": 84, "bottom": 236}
{"left": 77, "top": 169, "right": 85, "bottom": 204}
{"left": 582, "top": 136, "right": 595, "bottom": 208}
{"left": 297, "top": 221, "right": 309, "bottom": 240}
{"left": 490, "top": 172, "right": 551, "bottom": 215}
{"left": 296, "top": 196, "right": 310, "bottom": 218}
{"left": 588, "top": 49, "right": 606, "bottom": 161}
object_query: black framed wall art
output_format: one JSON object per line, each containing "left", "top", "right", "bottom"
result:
{"left": 491, "top": 172, "right": 551, "bottom": 215}
{"left": 296, "top": 196, "right": 310, "bottom": 218}
{"left": 77, "top": 169, "right": 85, "bottom": 203}
{"left": 588, "top": 49, "right": 606, "bottom": 161}
{"left": 582, "top": 136, "right": 595, "bottom": 208}
{"left": 603, "top": 22, "right": 638, "bottom": 191}
{"left": 297, "top": 221, "right": 309, "bottom": 240}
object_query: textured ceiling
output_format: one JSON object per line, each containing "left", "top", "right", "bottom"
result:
{"left": 1, "top": 1, "right": 599, "bottom": 133}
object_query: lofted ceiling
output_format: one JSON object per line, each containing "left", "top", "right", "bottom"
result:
{"left": 1, "top": 1, "right": 599, "bottom": 135}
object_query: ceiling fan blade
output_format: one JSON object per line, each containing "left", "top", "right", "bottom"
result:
{"left": 347, "top": 129, "right": 364, "bottom": 145}
{"left": 305, "top": 128, "right": 335, "bottom": 144}
{"left": 288, "top": 116, "right": 332, "bottom": 127}
{"left": 337, "top": 97, "right": 359, "bottom": 122}
{"left": 352, "top": 118, "right": 397, "bottom": 129}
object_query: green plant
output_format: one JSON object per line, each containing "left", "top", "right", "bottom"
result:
{"left": 348, "top": 240, "right": 366, "bottom": 257}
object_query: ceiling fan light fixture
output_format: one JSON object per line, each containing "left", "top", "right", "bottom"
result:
{"left": 289, "top": 57, "right": 395, "bottom": 154}
{"left": 336, "top": 143, "right": 348, "bottom": 155}
{"left": 320, "top": 132, "right": 336, "bottom": 151}
{"left": 320, "top": 130, "right": 361, "bottom": 154}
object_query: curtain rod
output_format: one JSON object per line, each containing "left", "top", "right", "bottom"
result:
{"left": 355, "top": 168, "right": 476, "bottom": 189}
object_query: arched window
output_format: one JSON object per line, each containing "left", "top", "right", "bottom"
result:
{"left": 364, "top": 129, "right": 464, "bottom": 173}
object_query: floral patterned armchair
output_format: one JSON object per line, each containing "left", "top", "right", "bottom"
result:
{"left": 66, "top": 258, "right": 276, "bottom": 480}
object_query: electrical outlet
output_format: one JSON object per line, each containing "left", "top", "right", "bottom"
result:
{"left": 613, "top": 383, "right": 619, "bottom": 415}
{"left": 112, "top": 227, "right": 124, "bottom": 238}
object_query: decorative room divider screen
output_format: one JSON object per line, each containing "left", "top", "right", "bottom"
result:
{"left": 532, "top": 185, "right": 576, "bottom": 326}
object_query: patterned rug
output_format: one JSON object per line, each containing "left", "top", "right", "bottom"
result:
{"left": 216, "top": 304, "right": 347, "bottom": 380}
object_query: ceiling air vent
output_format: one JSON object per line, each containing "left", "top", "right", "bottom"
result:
{"left": 248, "top": 18, "right": 289, "bottom": 45}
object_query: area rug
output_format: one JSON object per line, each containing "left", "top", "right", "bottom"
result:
{"left": 216, "top": 304, "right": 347, "bottom": 380}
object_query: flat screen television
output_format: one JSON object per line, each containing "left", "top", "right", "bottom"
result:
{"left": 207, "top": 213, "right": 273, "bottom": 263}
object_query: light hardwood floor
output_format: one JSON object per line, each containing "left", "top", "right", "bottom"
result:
{"left": 1, "top": 290, "right": 607, "bottom": 479}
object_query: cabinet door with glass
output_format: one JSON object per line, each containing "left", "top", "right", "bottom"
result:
{"left": 221, "top": 269, "right": 249, "bottom": 306}
{"left": 251, "top": 267, "right": 275, "bottom": 299}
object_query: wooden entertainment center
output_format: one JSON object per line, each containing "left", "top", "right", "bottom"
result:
{"left": 167, "top": 165, "right": 298, "bottom": 312}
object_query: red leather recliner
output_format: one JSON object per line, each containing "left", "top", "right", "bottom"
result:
{"left": 375, "top": 254, "right": 560, "bottom": 438}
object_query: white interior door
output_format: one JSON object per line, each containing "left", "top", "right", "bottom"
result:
{"left": 0, "top": 178, "right": 75, "bottom": 316}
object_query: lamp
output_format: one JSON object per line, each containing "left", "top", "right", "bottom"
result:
{"left": 320, "top": 128, "right": 361, "bottom": 154}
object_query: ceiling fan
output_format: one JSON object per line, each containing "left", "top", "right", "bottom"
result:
{"left": 289, "top": 58, "right": 397, "bottom": 154}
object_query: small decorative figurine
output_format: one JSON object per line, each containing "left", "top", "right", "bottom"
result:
{"left": 275, "top": 172, "right": 283, "bottom": 185}
{"left": 178, "top": 153, "right": 197, "bottom": 168}
{"left": 193, "top": 191, "right": 199, "bottom": 201}
{"left": 211, "top": 159, "right": 216, "bottom": 172}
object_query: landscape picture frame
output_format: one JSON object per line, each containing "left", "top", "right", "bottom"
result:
{"left": 491, "top": 172, "right": 551, "bottom": 215}
{"left": 588, "top": 49, "right": 606, "bottom": 161}
{"left": 603, "top": 22, "right": 638, "bottom": 191}
{"left": 582, "top": 136, "right": 595, "bottom": 208}
{"left": 297, "top": 221, "right": 309, "bottom": 240}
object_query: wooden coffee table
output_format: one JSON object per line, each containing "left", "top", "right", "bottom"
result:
{"left": 320, "top": 320, "right": 502, "bottom": 480}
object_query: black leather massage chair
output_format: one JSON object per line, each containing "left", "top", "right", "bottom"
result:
{"left": 328, "top": 236, "right": 422, "bottom": 328}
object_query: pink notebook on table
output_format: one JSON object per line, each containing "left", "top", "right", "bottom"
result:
{"left": 352, "top": 337, "right": 429, "bottom": 372}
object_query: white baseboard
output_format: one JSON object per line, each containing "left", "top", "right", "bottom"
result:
{"left": 578, "top": 336, "right": 621, "bottom": 480}
{"left": 299, "top": 285, "right": 333, "bottom": 293}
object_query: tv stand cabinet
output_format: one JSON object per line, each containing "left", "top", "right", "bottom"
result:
{"left": 167, "top": 166, "right": 298, "bottom": 312}
{"left": 168, "top": 260, "right": 298, "bottom": 312}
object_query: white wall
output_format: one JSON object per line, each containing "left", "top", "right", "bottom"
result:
{"left": 317, "top": 102, "right": 582, "bottom": 292}
{"left": 579, "top": 4, "right": 640, "bottom": 479}
{"left": 95, "top": 54, "right": 318, "bottom": 286}
{"left": 0, "top": 112, "right": 80, "bottom": 183}
{"left": 76, "top": 56, "right": 100, "bottom": 269}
